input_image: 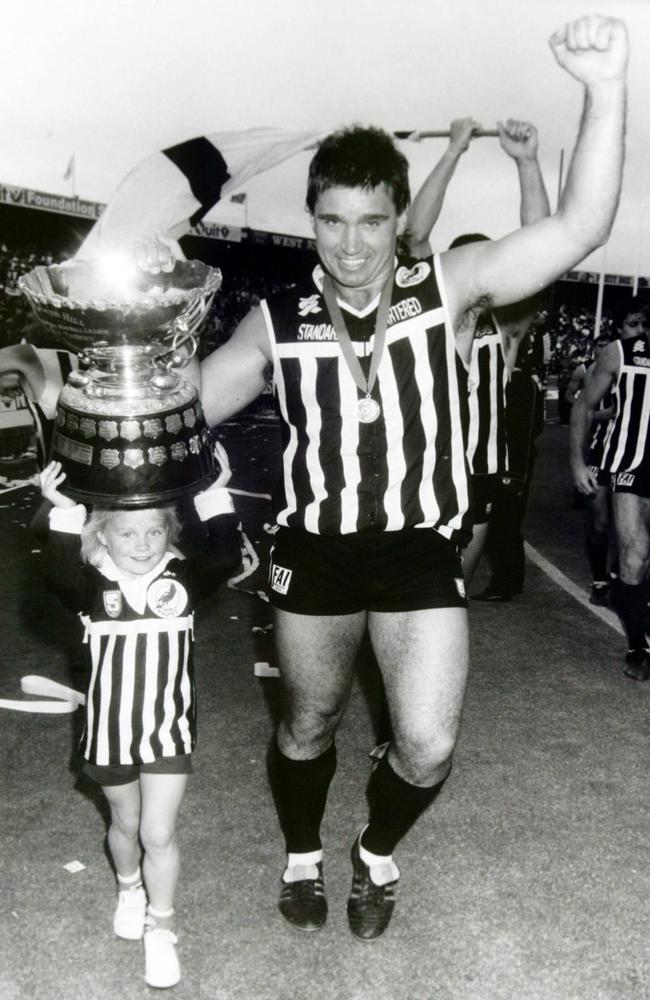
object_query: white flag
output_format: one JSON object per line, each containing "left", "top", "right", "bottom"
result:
{"left": 77, "top": 128, "right": 323, "bottom": 259}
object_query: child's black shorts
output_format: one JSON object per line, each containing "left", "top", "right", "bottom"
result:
{"left": 83, "top": 754, "right": 193, "bottom": 787}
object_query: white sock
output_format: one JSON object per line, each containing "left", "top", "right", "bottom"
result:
{"left": 117, "top": 867, "right": 143, "bottom": 889}
{"left": 146, "top": 906, "right": 175, "bottom": 928}
{"left": 282, "top": 849, "right": 322, "bottom": 883}
{"left": 359, "top": 833, "right": 400, "bottom": 886}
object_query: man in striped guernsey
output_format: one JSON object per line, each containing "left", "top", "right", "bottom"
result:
{"left": 571, "top": 300, "right": 650, "bottom": 678}
{"left": 452, "top": 124, "right": 550, "bottom": 586}
{"left": 199, "top": 15, "right": 628, "bottom": 940}
{"left": 405, "top": 120, "right": 550, "bottom": 589}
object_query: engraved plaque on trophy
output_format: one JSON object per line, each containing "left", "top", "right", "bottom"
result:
{"left": 19, "top": 257, "right": 222, "bottom": 507}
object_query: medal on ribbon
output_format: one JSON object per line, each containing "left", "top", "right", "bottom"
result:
{"left": 321, "top": 274, "right": 393, "bottom": 424}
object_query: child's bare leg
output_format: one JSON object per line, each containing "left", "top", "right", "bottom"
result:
{"left": 139, "top": 772, "right": 188, "bottom": 928}
{"left": 103, "top": 779, "right": 142, "bottom": 878}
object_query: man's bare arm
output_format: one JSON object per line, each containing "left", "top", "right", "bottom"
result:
{"left": 199, "top": 307, "right": 272, "bottom": 427}
{"left": 494, "top": 120, "right": 552, "bottom": 371}
{"left": 569, "top": 342, "right": 618, "bottom": 494}
{"left": 404, "top": 118, "right": 480, "bottom": 258}
{"left": 442, "top": 16, "right": 627, "bottom": 347}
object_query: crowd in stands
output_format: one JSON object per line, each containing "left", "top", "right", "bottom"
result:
{"left": 198, "top": 271, "right": 296, "bottom": 359}
{"left": 547, "top": 302, "right": 618, "bottom": 424}
{"left": 0, "top": 244, "right": 61, "bottom": 349}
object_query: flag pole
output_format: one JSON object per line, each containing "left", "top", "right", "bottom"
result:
{"left": 394, "top": 128, "right": 499, "bottom": 139}
{"left": 594, "top": 245, "right": 607, "bottom": 340}
{"left": 632, "top": 159, "right": 649, "bottom": 297}
{"left": 64, "top": 153, "right": 76, "bottom": 197}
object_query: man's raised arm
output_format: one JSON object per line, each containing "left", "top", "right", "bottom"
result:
{"left": 404, "top": 118, "right": 480, "bottom": 258}
{"left": 495, "top": 120, "right": 552, "bottom": 371}
{"left": 498, "top": 120, "right": 551, "bottom": 227}
{"left": 442, "top": 15, "right": 628, "bottom": 329}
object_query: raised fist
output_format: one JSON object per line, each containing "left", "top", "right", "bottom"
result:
{"left": 549, "top": 16, "right": 628, "bottom": 85}
{"left": 497, "top": 120, "right": 538, "bottom": 161}
{"left": 448, "top": 118, "right": 482, "bottom": 155}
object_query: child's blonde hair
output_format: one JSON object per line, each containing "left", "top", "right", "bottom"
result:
{"left": 80, "top": 505, "right": 182, "bottom": 567}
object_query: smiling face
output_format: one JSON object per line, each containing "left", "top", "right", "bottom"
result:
{"left": 99, "top": 508, "right": 170, "bottom": 577}
{"left": 311, "top": 184, "right": 404, "bottom": 308}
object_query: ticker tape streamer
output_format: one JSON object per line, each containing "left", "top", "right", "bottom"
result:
{"left": 0, "top": 675, "right": 85, "bottom": 713}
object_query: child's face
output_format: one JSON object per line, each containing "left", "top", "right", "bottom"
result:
{"left": 99, "top": 509, "right": 170, "bottom": 577}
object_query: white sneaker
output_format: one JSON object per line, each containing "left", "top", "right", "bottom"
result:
{"left": 144, "top": 925, "right": 181, "bottom": 989}
{"left": 113, "top": 886, "right": 146, "bottom": 940}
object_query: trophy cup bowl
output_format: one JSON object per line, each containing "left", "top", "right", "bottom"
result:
{"left": 19, "top": 258, "right": 222, "bottom": 507}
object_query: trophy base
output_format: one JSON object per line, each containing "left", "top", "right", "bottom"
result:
{"left": 52, "top": 380, "right": 217, "bottom": 508}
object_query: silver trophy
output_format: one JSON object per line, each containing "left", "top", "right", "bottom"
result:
{"left": 19, "top": 256, "right": 222, "bottom": 506}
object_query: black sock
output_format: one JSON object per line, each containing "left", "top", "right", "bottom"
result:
{"left": 586, "top": 534, "right": 609, "bottom": 582}
{"left": 272, "top": 742, "right": 337, "bottom": 854}
{"left": 361, "top": 752, "right": 448, "bottom": 857}
{"left": 611, "top": 579, "right": 649, "bottom": 649}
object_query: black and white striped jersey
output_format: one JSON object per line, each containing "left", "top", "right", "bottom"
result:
{"left": 82, "top": 610, "right": 195, "bottom": 766}
{"left": 43, "top": 511, "right": 240, "bottom": 766}
{"left": 260, "top": 256, "right": 471, "bottom": 542}
{"left": 24, "top": 347, "right": 77, "bottom": 468}
{"left": 466, "top": 313, "right": 508, "bottom": 477}
{"left": 586, "top": 373, "right": 613, "bottom": 469}
{"left": 600, "top": 337, "right": 650, "bottom": 473}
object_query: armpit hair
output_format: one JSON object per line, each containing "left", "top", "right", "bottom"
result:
{"left": 457, "top": 294, "right": 495, "bottom": 334}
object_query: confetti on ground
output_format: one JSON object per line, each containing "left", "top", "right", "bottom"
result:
{"left": 63, "top": 860, "right": 86, "bottom": 873}
{"left": 254, "top": 662, "right": 280, "bottom": 678}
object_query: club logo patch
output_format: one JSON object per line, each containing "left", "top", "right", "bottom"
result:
{"left": 147, "top": 578, "right": 189, "bottom": 618}
{"left": 270, "top": 563, "right": 293, "bottom": 595}
{"left": 395, "top": 261, "right": 431, "bottom": 288}
{"left": 298, "top": 294, "right": 322, "bottom": 317}
{"left": 103, "top": 590, "right": 123, "bottom": 618}
{"left": 454, "top": 578, "right": 467, "bottom": 599}
{"left": 615, "top": 471, "right": 635, "bottom": 488}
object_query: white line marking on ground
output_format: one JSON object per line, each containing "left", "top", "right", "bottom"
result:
{"left": 228, "top": 488, "right": 272, "bottom": 500}
{"left": 524, "top": 541, "right": 624, "bottom": 636}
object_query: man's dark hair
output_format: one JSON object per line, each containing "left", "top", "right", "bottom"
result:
{"left": 448, "top": 233, "right": 490, "bottom": 250}
{"left": 306, "top": 126, "right": 410, "bottom": 215}
{"left": 609, "top": 293, "right": 649, "bottom": 330}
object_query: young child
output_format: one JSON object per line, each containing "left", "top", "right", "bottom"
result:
{"left": 39, "top": 442, "right": 240, "bottom": 990}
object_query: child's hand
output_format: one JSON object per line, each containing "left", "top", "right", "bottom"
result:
{"left": 213, "top": 441, "right": 232, "bottom": 489}
{"left": 39, "top": 461, "right": 76, "bottom": 509}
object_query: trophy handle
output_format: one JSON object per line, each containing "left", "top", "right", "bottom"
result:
{"left": 158, "top": 283, "right": 219, "bottom": 369}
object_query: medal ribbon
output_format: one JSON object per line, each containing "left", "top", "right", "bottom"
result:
{"left": 321, "top": 274, "right": 393, "bottom": 402}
